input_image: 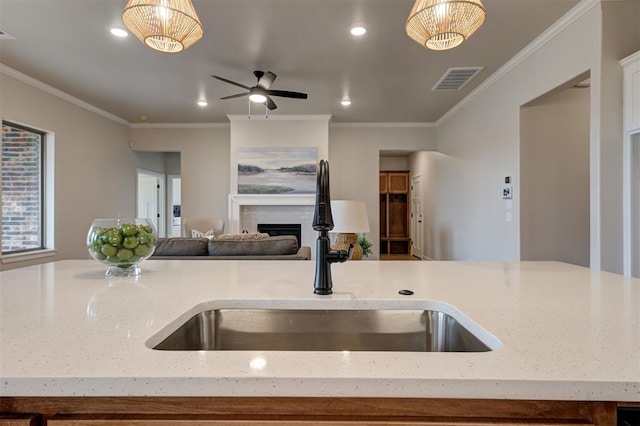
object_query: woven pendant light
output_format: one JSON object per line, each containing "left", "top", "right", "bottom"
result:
{"left": 406, "top": 0, "right": 486, "bottom": 51}
{"left": 122, "top": 0, "right": 204, "bottom": 53}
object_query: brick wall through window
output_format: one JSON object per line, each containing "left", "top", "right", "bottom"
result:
{"left": 1, "top": 123, "right": 43, "bottom": 253}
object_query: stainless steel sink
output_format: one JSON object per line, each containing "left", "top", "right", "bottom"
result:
{"left": 152, "top": 309, "right": 493, "bottom": 352}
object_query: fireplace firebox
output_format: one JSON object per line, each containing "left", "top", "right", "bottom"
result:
{"left": 257, "top": 223, "right": 302, "bottom": 249}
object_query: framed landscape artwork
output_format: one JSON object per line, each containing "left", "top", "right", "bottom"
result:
{"left": 237, "top": 147, "right": 317, "bottom": 194}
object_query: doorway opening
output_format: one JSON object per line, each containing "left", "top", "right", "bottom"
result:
{"left": 410, "top": 174, "right": 424, "bottom": 259}
{"left": 168, "top": 175, "right": 182, "bottom": 237}
{"left": 137, "top": 169, "right": 166, "bottom": 237}
{"left": 627, "top": 132, "right": 640, "bottom": 277}
{"left": 135, "top": 151, "right": 182, "bottom": 238}
{"left": 519, "top": 72, "right": 591, "bottom": 266}
{"left": 379, "top": 151, "right": 425, "bottom": 261}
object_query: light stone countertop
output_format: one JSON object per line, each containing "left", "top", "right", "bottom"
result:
{"left": 0, "top": 259, "right": 638, "bottom": 401}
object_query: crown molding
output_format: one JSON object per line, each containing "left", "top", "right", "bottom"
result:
{"left": 331, "top": 122, "right": 436, "bottom": 128}
{"left": 0, "top": 63, "right": 130, "bottom": 126}
{"left": 620, "top": 49, "right": 640, "bottom": 67}
{"left": 226, "top": 114, "right": 332, "bottom": 122}
{"left": 130, "top": 120, "right": 437, "bottom": 128}
{"left": 436, "top": 0, "right": 600, "bottom": 127}
{"left": 130, "top": 122, "right": 230, "bottom": 129}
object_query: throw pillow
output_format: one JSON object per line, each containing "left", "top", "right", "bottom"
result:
{"left": 191, "top": 228, "right": 216, "bottom": 240}
{"left": 217, "top": 232, "right": 270, "bottom": 240}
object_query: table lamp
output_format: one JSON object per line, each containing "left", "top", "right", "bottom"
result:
{"left": 330, "top": 200, "right": 371, "bottom": 260}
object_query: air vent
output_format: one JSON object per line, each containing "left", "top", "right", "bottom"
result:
{"left": 0, "top": 29, "right": 15, "bottom": 40}
{"left": 432, "top": 67, "right": 483, "bottom": 91}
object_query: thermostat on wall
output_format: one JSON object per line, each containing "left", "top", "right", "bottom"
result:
{"left": 502, "top": 185, "right": 513, "bottom": 199}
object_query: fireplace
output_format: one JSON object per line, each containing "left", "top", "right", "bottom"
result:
{"left": 258, "top": 223, "right": 302, "bottom": 249}
{"left": 228, "top": 194, "right": 316, "bottom": 258}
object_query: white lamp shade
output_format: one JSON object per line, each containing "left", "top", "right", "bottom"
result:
{"left": 330, "top": 200, "right": 370, "bottom": 234}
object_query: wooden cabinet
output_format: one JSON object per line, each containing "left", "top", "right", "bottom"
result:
{"left": 0, "top": 415, "right": 39, "bottom": 426}
{"left": 387, "top": 172, "right": 409, "bottom": 193}
{"left": 49, "top": 417, "right": 279, "bottom": 425}
{"left": 379, "top": 173, "right": 388, "bottom": 193}
{"left": 380, "top": 171, "right": 410, "bottom": 255}
{"left": 45, "top": 416, "right": 605, "bottom": 426}
{"left": 0, "top": 397, "right": 617, "bottom": 426}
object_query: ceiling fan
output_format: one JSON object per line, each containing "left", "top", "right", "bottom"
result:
{"left": 212, "top": 70, "right": 308, "bottom": 110}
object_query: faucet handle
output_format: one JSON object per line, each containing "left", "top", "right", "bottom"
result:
{"left": 346, "top": 243, "right": 354, "bottom": 259}
{"left": 327, "top": 243, "right": 353, "bottom": 264}
{"left": 336, "top": 244, "right": 354, "bottom": 263}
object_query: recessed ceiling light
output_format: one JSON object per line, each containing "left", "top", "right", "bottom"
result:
{"left": 197, "top": 100, "right": 208, "bottom": 107}
{"left": 110, "top": 28, "right": 128, "bottom": 38}
{"left": 341, "top": 99, "right": 352, "bottom": 106}
{"left": 350, "top": 26, "right": 366, "bottom": 36}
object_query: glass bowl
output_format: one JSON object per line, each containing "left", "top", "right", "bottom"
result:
{"left": 87, "top": 218, "right": 157, "bottom": 277}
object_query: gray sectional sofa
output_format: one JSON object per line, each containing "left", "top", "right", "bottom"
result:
{"left": 150, "top": 235, "right": 311, "bottom": 260}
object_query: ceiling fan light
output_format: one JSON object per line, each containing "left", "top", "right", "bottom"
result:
{"left": 249, "top": 94, "right": 267, "bottom": 103}
{"left": 406, "top": 0, "right": 486, "bottom": 51}
{"left": 122, "top": 0, "right": 204, "bottom": 53}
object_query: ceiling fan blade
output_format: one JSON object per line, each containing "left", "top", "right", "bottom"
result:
{"left": 266, "top": 89, "right": 308, "bottom": 99}
{"left": 220, "top": 92, "right": 249, "bottom": 100}
{"left": 266, "top": 96, "right": 278, "bottom": 110}
{"left": 211, "top": 75, "right": 251, "bottom": 90}
{"left": 257, "top": 71, "right": 277, "bottom": 90}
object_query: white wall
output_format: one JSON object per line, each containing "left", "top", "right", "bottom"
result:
{"left": 135, "top": 151, "right": 166, "bottom": 174}
{"left": 329, "top": 125, "right": 437, "bottom": 258}
{"left": 434, "top": 1, "right": 639, "bottom": 270}
{"left": 598, "top": 1, "right": 640, "bottom": 272}
{"left": 165, "top": 152, "right": 181, "bottom": 175}
{"left": 129, "top": 126, "right": 231, "bottom": 225}
{"left": 0, "top": 73, "right": 133, "bottom": 269}
{"left": 434, "top": 3, "right": 600, "bottom": 263}
{"left": 380, "top": 156, "right": 409, "bottom": 171}
{"left": 520, "top": 86, "right": 591, "bottom": 266}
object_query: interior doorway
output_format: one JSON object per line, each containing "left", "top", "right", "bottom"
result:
{"left": 379, "top": 151, "right": 419, "bottom": 260}
{"left": 167, "top": 175, "right": 182, "bottom": 237}
{"left": 520, "top": 75, "right": 590, "bottom": 266}
{"left": 410, "top": 175, "right": 424, "bottom": 259}
{"left": 627, "top": 132, "right": 640, "bottom": 277}
{"left": 136, "top": 169, "right": 166, "bottom": 237}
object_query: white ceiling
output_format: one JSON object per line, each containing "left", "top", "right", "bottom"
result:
{"left": 0, "top": 0, "right": 579, "bottom": 124}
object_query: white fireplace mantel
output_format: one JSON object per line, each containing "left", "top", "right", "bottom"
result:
{"left": 228, "top": 194, "right": 315, "bottom": 233}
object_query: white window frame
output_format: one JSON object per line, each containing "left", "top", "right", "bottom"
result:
{"left": 0, "top": 120, "right": 56, "bottom": 264}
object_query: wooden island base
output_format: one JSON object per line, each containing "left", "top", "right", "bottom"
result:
{"left": 0, "top": 397, "right": 620, "bottom": 425}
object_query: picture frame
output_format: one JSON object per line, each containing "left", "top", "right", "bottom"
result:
{"left": 237, "top": 147, "right": 317, "bottom": 194}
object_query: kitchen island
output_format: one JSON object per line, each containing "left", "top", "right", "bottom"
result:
{"left": 1, "top": 260, "right": 638, "bottom": 424}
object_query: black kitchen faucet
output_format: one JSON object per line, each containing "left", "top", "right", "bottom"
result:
{"left": 313, "top": 159, "right": 351, "bottom": 295}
